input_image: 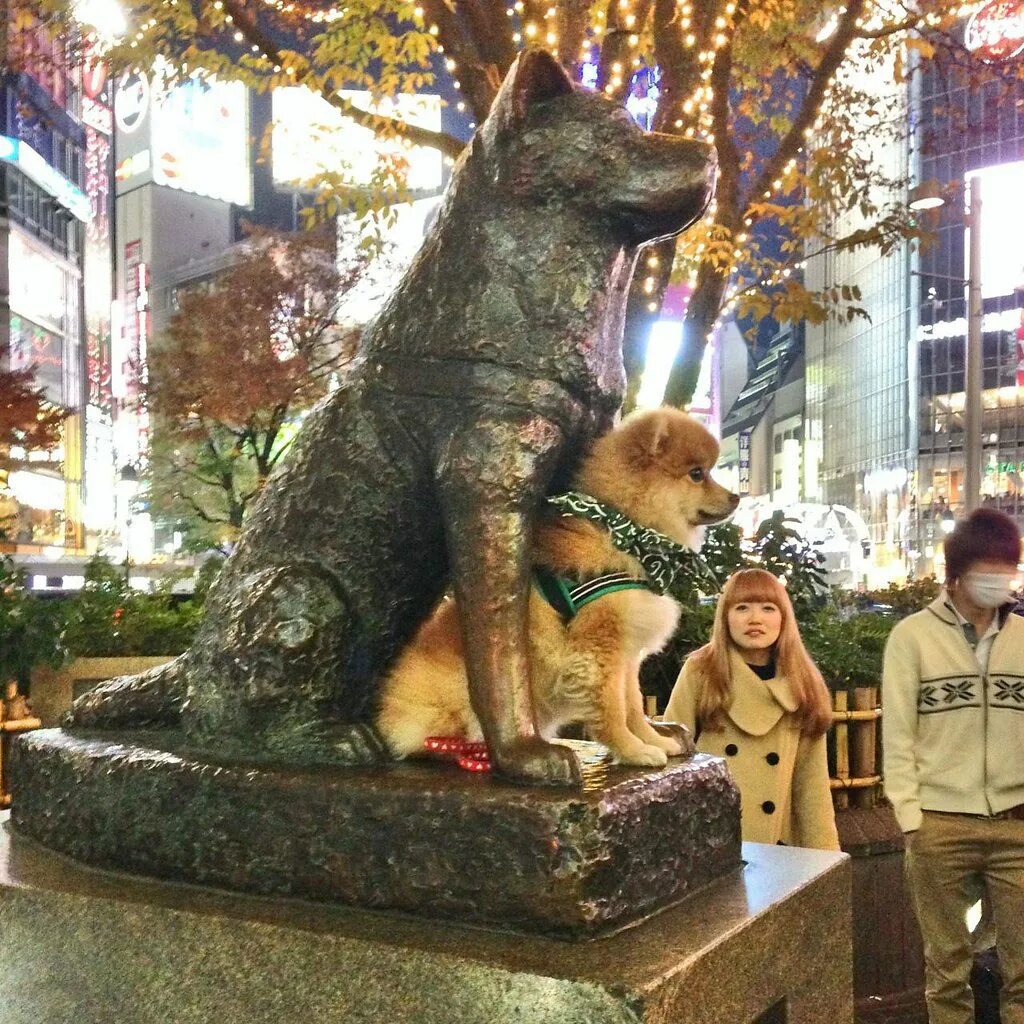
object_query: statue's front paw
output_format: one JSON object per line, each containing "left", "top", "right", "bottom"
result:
{"left": 649, "top": 720, "right": 695, "bottom": 758}
{"left": 491, "top": 736, "right": 582, "bottom": 788}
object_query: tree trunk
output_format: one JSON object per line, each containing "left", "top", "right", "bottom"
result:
{"left": 662, "top": 269, "right": 727, "bottom": 409}
{"left": 621, "top": 237, "right": 676, "bottom": 413}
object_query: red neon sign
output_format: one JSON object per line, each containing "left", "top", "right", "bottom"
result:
{"left": 965, "top": 0, "right": 1024, "bottom": 63}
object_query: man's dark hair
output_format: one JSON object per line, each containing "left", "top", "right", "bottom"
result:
{"left": 944, "top": 508, "right": 1022, "bottom": 581}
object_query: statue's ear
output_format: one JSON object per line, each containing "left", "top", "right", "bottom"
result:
{"left": 493, "top": 48, "right": 574, "bottom": 128}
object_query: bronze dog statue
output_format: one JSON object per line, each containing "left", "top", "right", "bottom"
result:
{"left": 70, "top": 49, "right": 716, "bottom": 786}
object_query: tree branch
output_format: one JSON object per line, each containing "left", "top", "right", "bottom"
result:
{"left": 747, "top": 0, "right": 867, "bottom": 210}
{"left": 220, "top": 0, "right": 465, "bottom": 158}
{"left": 709, "top": 26, "right": 740, "bottom": 226}
{"left": 454, "top": 0, "right": 517, "bottom": 78}
{"left": 556, "top": 0, "right": 594, "bottom": 77}
{"left": 421, "top": 0, "right": 499, "bottom": 121}
{"left": 854, "top": 16, "right": 919, "bottom": 40}
{"left": 598, "top": 0, "right": 652, "bottom": 101}
{"left": 177, "top": 490, "right": 230, "bottom": 526}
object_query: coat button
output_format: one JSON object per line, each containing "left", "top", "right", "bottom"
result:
{"left": 725, "top": 743, "right": 738, "bottom": 756}
{"left": 766, "top": 752, "right": 780, "bottom": 766}
{"left": 762, "top": 800, "right": 776, "bottom": 814}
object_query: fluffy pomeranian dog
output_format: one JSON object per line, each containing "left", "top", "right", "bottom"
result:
{"left": 377, "top": 408, "right": 739, "bottom": 767}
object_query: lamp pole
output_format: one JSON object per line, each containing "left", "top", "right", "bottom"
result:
{"left": 119, "top": 464, "right": 140, "bottom": 589}
{"left": 964, "top": 175, "right": 983, "bottom": 514}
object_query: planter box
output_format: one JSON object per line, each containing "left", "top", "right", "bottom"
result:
{"left": 29, "top": 657, "right": 175, "bottom": 728}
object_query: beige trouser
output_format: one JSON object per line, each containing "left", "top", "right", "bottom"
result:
{"left": 906, "top": 810, "right": 1024, "bottom": 1024}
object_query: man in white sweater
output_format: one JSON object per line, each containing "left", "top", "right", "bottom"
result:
{"left": 883, "top": 508, "right": 1024, "bottom": 1024}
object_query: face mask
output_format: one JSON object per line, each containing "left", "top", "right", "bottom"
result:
{"left": 964, "top": 573, "right": 1018, "bottom": 609}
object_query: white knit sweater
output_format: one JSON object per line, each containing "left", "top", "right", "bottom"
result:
{"left": 882, "top": 596, "right": 1024, "bottom": 832}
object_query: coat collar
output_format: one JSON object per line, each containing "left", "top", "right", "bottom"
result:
{"left": 726, "top": 649, "right": 799, "bottom": 736}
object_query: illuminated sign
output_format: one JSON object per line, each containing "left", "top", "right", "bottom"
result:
{"left": 82, "top": 95, "right": 112, "bottom": 135}
{"left": 115, "top": 150, "right": 151, "bottom": 182}
{"left": 135, "top": 261, "right": 151, "bottom": 357}
{"left": 115, "top": 71, "right": 150, "bottom": 134}
{"left": 0, "top": 135, "right": 91, "bottom": 221}
{"left": 82, "top": 57, "right": 108, "bottom": 102}
{"left": 272, "top": 87, "right": 443, "bottom": 193}
{"left": 119, "top": 241, "right": 143, "bottom": 400}
{"left": 625, "top": 67, "right": 660, "bottom": 131}
{"left": 738, "top": 429, "right": 752, "bottom": 495}
{"left": 113, "top": 61, "right": 249, "bottom": 203}
{"left": 151, "top": 74, "right": 251, "bottom": 205}
{"left": 9, "top": 232, "right": 67, "bottom": 332}
{"left": 1017, "top": 309, "right": 1024, "bottom": 387}
{"left": 10, "top": 316, "right": 63, "bottom": 405}
{"left": 965, "top": 0, "right": 1024, "bottom": 62}
{"left": 965, "top": 161, "right": 1024, "bottom": 299}
{"left": 116, "top": 241, "right": 150, "bottom": 470}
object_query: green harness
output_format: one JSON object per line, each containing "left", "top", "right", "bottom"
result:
{"left": 534, "top": 566, "right": 656, "bottom": 621}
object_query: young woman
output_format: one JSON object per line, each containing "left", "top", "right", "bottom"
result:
{"left": 665, "top": 569, "right": 839, "bottom": 850}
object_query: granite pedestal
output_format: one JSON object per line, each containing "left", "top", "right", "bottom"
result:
{"left": 10, "top": 728, "right": 741, "bottom": 938}
{"left": 0, "top": 815, "right": 852, "bottom": 1024}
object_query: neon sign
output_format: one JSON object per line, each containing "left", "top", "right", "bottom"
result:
{"left": 965, "top": 0, "right": 1024, "bottom": 63}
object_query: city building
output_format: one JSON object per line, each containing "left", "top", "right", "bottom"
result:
{"left": 108, "top": 63, "right": 458, "bottom": 564}
{"left": 907, "top": 12, "right": 1024, "bottom": 576}
{"left": 0, "top": 19, "right": 117, "bottom": 583}
{"left": 717, "top": 12, "right": 1024, "bottom": 585}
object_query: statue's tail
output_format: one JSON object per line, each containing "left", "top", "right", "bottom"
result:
{"left": 66, "top": 658, "right": 187, "bottom": 730}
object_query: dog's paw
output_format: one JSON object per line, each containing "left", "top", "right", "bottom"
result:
{"left": 616, "top": 744, "right": 669, "bottom": 768}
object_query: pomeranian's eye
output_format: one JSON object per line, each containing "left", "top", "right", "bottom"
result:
{"left": 688, "top": 467, "right": 705, "bottom": 482}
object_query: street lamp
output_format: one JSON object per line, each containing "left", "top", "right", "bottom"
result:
{"left": 909, "top": 179, "right": 946, "bottom": 212}
{"left": 119, "top": 463, "right": 140, "bottom": 588}
{"left": 910, "top": 175, "right": 984, "bottom": 514}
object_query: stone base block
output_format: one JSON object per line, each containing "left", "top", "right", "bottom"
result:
{"left": 0, "top": 815, "right": 852, "bottom": 1024}
{"left": 11, "top": 728, "right": 740, "bottom": 938}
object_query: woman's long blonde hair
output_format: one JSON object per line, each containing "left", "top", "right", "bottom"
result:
{"left": 689, "top": 569, "right": 832, "bottom": 738}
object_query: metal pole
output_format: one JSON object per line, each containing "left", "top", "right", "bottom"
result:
{"left": 964, "top": 176, "right": 983, "bottom": 514}
{"left": 124, "top": 512, "right": 132, "bottom": 589}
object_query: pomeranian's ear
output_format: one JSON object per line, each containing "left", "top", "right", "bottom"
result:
{"left": 624, "top": 409, "right": 671, "bottom": 466}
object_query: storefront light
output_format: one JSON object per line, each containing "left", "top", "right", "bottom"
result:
{"left": 636, "top": 321, "right": 683, "bottom": 408}
{"left": 8, "top": 471, "right": 65, "bottom": 512}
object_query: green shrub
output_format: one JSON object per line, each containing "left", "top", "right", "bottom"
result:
{"left": 0, "top": 555, "right": 65, "bottom": 686}
{"left": 801, "top": 606, "right": 896, "bottom": 691}
{"left": 643, "top": 517, "right": 935, "bottom": 709}
{"left": 61, "top": 556, "right": 204, "bottom": 658}
{"left": 840, "top": 576, "right": 941, "bottom": 619}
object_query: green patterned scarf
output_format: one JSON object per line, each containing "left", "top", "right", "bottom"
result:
{"left": 545, "top": 491, "right": 719, "bottom": 595}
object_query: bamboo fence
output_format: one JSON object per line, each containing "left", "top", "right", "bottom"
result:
{"left": 0, "top": 714, "right": 42, "bottom": 809}
{"left": 829, "top": 686, "right": 883, "bottom": 809}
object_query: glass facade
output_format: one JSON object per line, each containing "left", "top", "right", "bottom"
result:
{"left": 910, "top": 49, "right": 1024, "bottom": 573}
{"left": 1, "top": 28, "right": 91, "bottom": 552}
{"left": 803, "top": 60, "right": 912, "bottom": 584}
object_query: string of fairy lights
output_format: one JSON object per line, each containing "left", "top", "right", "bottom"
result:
{"left": 125, "top": 0, "right": 936, "bottom": 343}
